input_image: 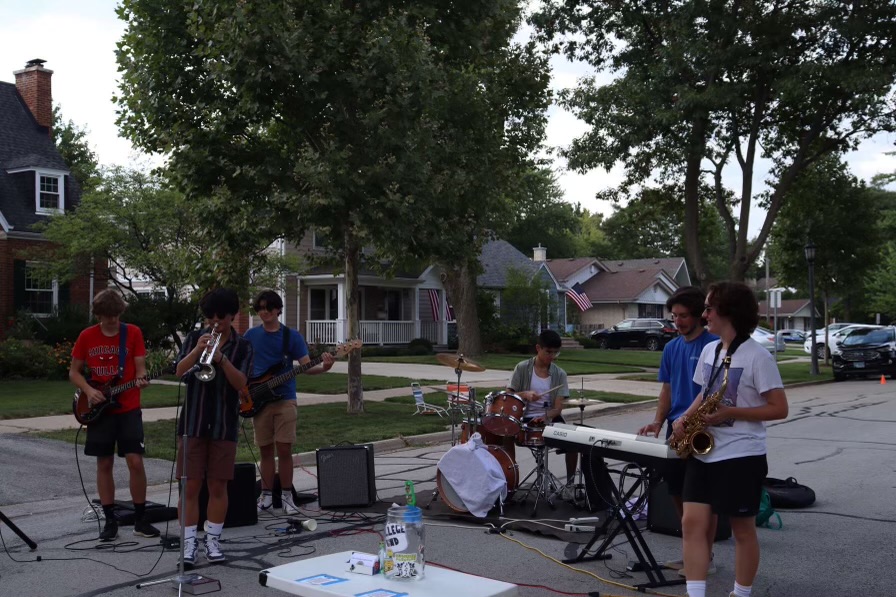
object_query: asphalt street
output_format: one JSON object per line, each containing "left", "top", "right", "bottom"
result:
{"left": 0, "top": 377, "right": 894, "bottom": 596}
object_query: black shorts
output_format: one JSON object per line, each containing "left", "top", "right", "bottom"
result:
{"left": 682, "top": 454, "right": 768, "bottom": 518}
{"left": 85, "top": 409, "right": 146, "bottom": 458}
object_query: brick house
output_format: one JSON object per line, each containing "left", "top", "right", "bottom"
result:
{"left": 0, "top": 59, "right": 105, "bottom": 336}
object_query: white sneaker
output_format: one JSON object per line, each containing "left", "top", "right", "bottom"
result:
{"left": 202, "top": 532, "right": 226, "bottom": 563}
{"left": 257, "top": 492, "right": 274, "bottom": 516}
{"left": 280, "top": 492, "right": 300, "bottom": 516}
{"left": 182, "top": 536, "right": 198, "bottom": 568}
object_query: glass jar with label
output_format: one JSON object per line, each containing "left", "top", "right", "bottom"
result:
{"left": 383, "top": 505, "right": 425, "bottom": 580}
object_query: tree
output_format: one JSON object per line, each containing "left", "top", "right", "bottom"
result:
{"left": 115, "top": 1, "right": 550, "bottom": 412}
{"left": 599, "top": 183, "right": 729, "bottom": 282}
{"left": 52, "top": 105, "right": 100, "bottom": 194}
{"left": 767, "top": 155, "right": 879, "bottom": 326}
{"left": 504, "top": 167, "right": 585, "bottom": 259}
{"left": 40, "top": 166, "right": 292, "bottom": 348}
{"left": 532, "top": 1, "right": 896, "bottom": 282}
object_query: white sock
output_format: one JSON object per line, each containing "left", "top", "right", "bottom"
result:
{"left": 205, "top": 520, "right": 224, "bottom": 537}
{"left": 733, "top": 582, "right": 752, "bottom": 597}
{"left": 260, "top": 490, "right": 273, "bottom": 506}
{"left": 686, "top": 580, "right": 706, "bottom": 597}
{"left": 281, "top": 489, "right": 294, "bottom": 503}
{"left": 183, "top": 525, "right": 197, "bottom": 540}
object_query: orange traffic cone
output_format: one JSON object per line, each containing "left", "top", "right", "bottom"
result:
{"left": 881, "top": 375, "right": 887, "bottom": 385}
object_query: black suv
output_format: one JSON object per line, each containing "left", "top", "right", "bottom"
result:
{"left": 590, "top": 318, "right": 677, "bottom": 351}
{"left": 832, "top": 326, "right": 896, "bottom": 381}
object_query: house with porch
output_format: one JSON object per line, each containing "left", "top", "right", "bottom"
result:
{"left": 0, "top": 59, "right": 104, "bottom": 335}
{"left": 757, "top": 298, "right": 819, "bottom": 332}
{"left": 538, "top": 249, "right": 687, "bottom": 334}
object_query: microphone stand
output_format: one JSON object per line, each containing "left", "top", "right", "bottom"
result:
{"left": 137, "top": 364, "right": 219, "bottom": 594}
{"left": 0, "top": 509, "right": 37, "bottom": 550}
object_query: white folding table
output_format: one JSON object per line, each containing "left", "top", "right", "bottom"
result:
{"left": 259, "top": 551, "right": 518, "bottom": 597}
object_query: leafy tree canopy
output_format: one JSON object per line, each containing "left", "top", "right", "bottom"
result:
{"left": 51, "top": 105, "right": 100, "bottom": 194}
{"left": 531, "top": 0, "right": 896, "bottom": 282}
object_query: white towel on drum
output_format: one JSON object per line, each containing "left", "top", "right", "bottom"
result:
{"left": 437, "top": 433, "right": 508, "bottom": 518}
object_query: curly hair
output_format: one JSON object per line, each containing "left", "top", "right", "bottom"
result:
{"left": 706, "top": 282, "right": 759, "bottom": 338}
{"left": 666, "top": 286, "right": 706, "bottom": 320}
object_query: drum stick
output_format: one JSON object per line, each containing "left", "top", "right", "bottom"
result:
{"left": 537, "top": 384, "right": 564, "bottom": 397}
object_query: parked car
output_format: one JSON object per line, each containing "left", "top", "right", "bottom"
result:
{"left": 832, "top": 326, "right": 896, "bottom": 381}
{"left": 590, "top": 318, "right": 677, "bottom": 351}
{"left": 777, "top": 329, "right": 806, "bottom": 344}
{"left": 829, "top": 325, "right": 884, "bottom": 356}
{"left": 804, "top": 324, "right": 880, "bottom": 359}
{"left": 752, "top": 326, "right": 786, "bottom": 352}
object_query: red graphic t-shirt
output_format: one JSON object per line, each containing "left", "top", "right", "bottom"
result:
{"left": 71, "top": 323, "right": 147, "bottom": 413}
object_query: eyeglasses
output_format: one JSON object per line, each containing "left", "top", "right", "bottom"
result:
{"left": 703, "top": 305, "right": 715, "bottom": 313}
{"left": 253, "top": 305, "right": 271, "bottom": 312}
{"left": 543, "top": 350, "right": 561, "bottom": 357}
{"left": 203, "top": 311, "right": 228, "bottom": 320}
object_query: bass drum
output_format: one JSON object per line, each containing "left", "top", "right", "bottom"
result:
{"left": 436, "top": 445, "right": 518, "bottom": 514}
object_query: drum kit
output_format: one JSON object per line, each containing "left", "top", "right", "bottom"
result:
{"left": 431, "top": 353, "right": 558, "bottom": 516}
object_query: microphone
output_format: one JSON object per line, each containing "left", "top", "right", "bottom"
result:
{"left": 286, "top": 518, "right": 318, "bottom": 532}
{"left": 181, "top": 364, "right": 201, "bottom": 378}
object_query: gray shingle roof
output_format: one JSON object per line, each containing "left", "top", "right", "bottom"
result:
{"left": 0, "top": 81, "right": 75, "bottom": 232}
{"left": 477, "top": 239, "right": 539, "bottom": 287}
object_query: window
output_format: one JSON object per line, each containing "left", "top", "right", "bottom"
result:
{"left": 35, "top": 171, "right": 65, "bottom": 213}
{"left": 24, "top": 263, "right": 57, "bottom": 315}
{"left": 637, "top": 304, "right": 664, "bottom": 318}
{"left": 309, "top": 288, "right": 338, "bottom": 320}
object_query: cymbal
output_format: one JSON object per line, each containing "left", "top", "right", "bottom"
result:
{"left": 436, "top": 353, "right": 485, "bottom": 372}
{"left": 565, "top": 398, "right": 602, "bottom": 408}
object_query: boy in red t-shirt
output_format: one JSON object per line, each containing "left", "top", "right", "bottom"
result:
{"left": 70, "top": 289, "right": 159, "bottom": 541}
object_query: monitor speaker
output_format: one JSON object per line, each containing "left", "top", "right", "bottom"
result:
{"left": 316, "top": 444, "right": 376, "bottom": 508}
{"left": 198, "top": 462, "right": 258, "bottom": 528}
{"left": 647, "top": 477, "right": 731, "bottom": 541}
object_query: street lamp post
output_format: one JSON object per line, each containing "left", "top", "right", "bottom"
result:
{"left": 805, "top": 242, "right": 819, "bottom": 375}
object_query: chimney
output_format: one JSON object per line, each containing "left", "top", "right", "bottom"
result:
{"left": 533, "top": 243, "right": 546, "bottom": 262}
{"left": 14, "top": 59, "right": 53, "bottom": 136}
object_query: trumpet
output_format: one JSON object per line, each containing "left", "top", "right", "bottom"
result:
{"left": 195, "top": 323, "right": 222, "bottom": 382}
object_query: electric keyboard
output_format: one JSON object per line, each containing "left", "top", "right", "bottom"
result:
{"left": 544, "top": 424, "right": 678, "bottom": 467}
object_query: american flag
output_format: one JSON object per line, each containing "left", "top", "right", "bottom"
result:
{"left": 566, "top": 282, "right": 591, "bottom": 312}
{"left": 428, "top": 289, "right": 456, "bottom": 321}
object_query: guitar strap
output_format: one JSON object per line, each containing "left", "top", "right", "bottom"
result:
{"left": 116, "top": 322, "right": 128, "bottom": 383}
{"left": 280, "top": 324, "right": 292, "bottom": 372}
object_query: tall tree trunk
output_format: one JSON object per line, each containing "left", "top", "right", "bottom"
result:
{"left": 345, "top": 232, "right": 365, "bottom": 414}
{"left": 441, "top": 261, "right": 482, "bottom": 357}
{"left": 683, "top": 116, "right": 709, "bottom": 286}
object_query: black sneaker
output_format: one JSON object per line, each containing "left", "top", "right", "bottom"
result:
{"left": 133, "top": 519, "right": 161, "bottom": 538}
{"left": 99, "top": 519, "right": 119, "bottom": 541}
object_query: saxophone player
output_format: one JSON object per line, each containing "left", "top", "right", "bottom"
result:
{"left": 670, "top": 282, "right": 788, "bottom": 597}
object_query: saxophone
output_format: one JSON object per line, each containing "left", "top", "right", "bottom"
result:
{"left": 670, "top": 355, "right": 731, "bottom": 458}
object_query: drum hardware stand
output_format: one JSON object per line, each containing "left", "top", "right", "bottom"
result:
{"left": 137, "top": 366, "right": 220, "bottom": 595}
{"left": 514, "top": 444, "right": 560, "bottom": 517}
{"left": 0, "top": 509, "right": 37, "bottom": 550}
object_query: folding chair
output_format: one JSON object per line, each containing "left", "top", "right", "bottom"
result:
{"left": 411, "top": 382, "right": 447, "bottom": 417}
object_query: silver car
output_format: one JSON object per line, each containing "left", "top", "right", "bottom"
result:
{"left": 752, "top": 326, "right": 787, "bottom": 352}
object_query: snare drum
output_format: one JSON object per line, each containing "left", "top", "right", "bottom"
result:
{"left": 436, "top": 445, "right": 518, "bottom": 513}
{"left": 516, "top": 422, "right": 545, "bottom": 447}
{"left": 480, "top": 391, "right": 526, "bottom": 437}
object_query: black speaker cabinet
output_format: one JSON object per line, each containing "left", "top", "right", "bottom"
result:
{"left": 580, "top": 452, "right": 615, "bottom": 512}
{"left": 316, "top": 444, "right": 376, "bottom": 508}
{"left": 647, "top": 478, "right": 731, "bottom": 541}
{"left": 198, "top": 462, "right": 258, "bottom": 528}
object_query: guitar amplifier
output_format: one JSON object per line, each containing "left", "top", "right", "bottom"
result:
{"left": 198, "top": 462, "right": 258, "bottom": 528}
{"left": 316, "top": 444, "right": 376, "bottom": 508}
{"left": 647, "top": 478, "right": 731, "bottom": 541}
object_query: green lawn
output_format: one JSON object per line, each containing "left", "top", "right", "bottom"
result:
{"left": 0, "top": 374, "right": 440, "bottom": 420}
{"left": 618, "top": 359, "right": 831, "bottom": 386}
{"left": 369, "top": 351, "right": 651, "bottom": 372}
{"left": 34, "top": 390, "right": 654, "bottom": 461}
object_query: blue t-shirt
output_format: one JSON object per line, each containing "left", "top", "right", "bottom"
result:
{"left": 657, "top": 329, "right": 718, "bottom": 422}
{"left": 243, "top": 325, "right": 310, "bottom": 400}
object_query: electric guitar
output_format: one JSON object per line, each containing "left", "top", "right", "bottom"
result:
{"left": 72, "top": 366, "right": 171, "bottom": 425}
{"left": 238, "top": 339, "right": 362, "bottom": 418}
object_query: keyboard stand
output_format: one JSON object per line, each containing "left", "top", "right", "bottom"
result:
{"left": 563, "top": 465, "right": 684, "bottom": 590}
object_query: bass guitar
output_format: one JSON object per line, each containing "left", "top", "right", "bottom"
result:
{"left": 239, "top": 339, "right": 362, "bottom": 418}
{"left": 72, "top": 366, "right": 170, "bottom": 425}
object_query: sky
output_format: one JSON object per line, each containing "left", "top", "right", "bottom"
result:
{"left": 3, "top": 0, "right": 895, "bottom": 240}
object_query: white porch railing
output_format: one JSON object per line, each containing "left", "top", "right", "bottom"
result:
{"left": 306, "top": 320, "right": 444, "bottom": 346}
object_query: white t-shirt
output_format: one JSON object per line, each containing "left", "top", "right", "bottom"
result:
{"left": 692, "top": 337, "right": 783, "bottom": 462}
{"left": 524, "top": 371, "right": 552, "bottom": 419}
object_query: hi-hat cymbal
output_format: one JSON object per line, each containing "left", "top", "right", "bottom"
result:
{"left": 565, "top": 398, "right": 602, "bottom": 408}
{"left": 436, "top": 353, "right": 486, "bottom": 372}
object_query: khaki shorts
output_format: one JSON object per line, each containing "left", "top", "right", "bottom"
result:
{"left": 253, "top": 399, "right": 298, "bottom": 447}
{"left": 175, "top": 437, "right": 237, "bottom": 481}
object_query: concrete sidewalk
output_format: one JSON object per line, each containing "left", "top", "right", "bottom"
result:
{"left": 0, "top": 362, "right": 661, "bottom": 435}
